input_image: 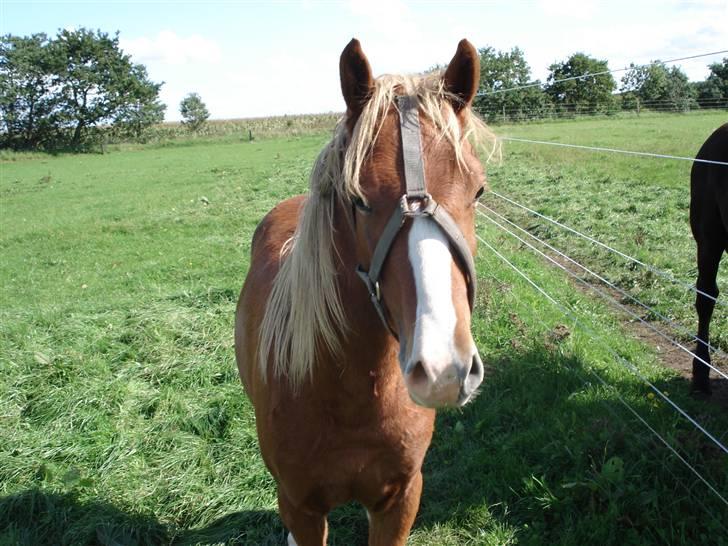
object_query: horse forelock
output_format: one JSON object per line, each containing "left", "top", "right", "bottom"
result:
{"left": 258, "top": 72, "right": 498, "bottom": 390}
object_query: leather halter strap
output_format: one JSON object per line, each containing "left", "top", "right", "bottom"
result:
{"left": 355, "top": 95, "right": 477, "bottom": 336}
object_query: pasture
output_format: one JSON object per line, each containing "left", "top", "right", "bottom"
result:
{"left": 487, "top": 111, "right": 727, "bottom": 353}
{"left": 1, "top": 111, "right": 727, "bottom": 545}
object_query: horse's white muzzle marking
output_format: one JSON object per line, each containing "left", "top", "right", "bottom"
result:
{"left": 403, "top": 217, "right": 484, "bottom": 407}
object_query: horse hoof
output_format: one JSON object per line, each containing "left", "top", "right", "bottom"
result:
{"left": 690, "top": 378, "right": 712, "bottom": 397}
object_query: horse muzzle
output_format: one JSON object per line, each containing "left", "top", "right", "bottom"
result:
{"left": 403, "top": 348, "right": 484, "bottom": 408}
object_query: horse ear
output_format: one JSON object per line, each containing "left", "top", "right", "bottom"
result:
{"left": 443, "top": 39, "right": 480, "bottom": 113}
{"left": 340, "top": 38, "right": 374, "bottom": 125}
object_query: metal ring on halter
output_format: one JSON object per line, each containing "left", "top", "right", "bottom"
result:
{"left": 400, "top": 192, "right": 436, "bottom": 217}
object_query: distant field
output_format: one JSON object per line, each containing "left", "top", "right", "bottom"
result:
{"left": 1, "top": 112, "right": 727, "bottom": 545}
{"left": 130, "top": 113, "right": 341, "bottom": 146}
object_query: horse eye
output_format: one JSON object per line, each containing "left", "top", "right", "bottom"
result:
{"left": 353, "top": 196, "right": 372, "bottom": 213}
{"left": 474, "top": 186, "right": 485, "bottom": 201}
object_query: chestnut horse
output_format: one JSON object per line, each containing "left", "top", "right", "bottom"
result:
{"left": 235, "top": 39, "right": 494, "bottom": 544}
{"left": 690, "top": 122, "right": 728, "bottom": 394}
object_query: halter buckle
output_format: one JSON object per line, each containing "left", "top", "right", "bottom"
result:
{"left": 400, "top": 192, "right": 436, "bottom": 217}
{"left": 355, "top": 266, "right": 381, "bottom": 301}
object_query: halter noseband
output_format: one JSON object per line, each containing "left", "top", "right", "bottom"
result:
{"left": 354, "top": 95, "right": 478, "bottom": 337}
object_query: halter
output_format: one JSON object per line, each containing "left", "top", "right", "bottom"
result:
{"left": 355, "top": 95, "right": 478, "bottom": 337}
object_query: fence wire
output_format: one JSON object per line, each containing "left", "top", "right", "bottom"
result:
{"left": 476, "top": 210, "right": 728, "bottom": 457}
{"left": 475, "top": 237, "right": 728, "bottom": 534}
{"left": 474, "top": 228, "right": 728, "bottom": 510}
{"left": 488, "top": 190, "right": 726, "bottom": 307}
{"left": 477, "top": 202, "right": 728, "bottom": 367}
{"left": 499, "top": 137, "right": 728, "bottom": 167}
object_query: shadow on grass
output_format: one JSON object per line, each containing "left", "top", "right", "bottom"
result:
{"left": 706, "top": 376, "right": 728, "bottom": 410}
{"left": 408, "top": 346, "right": 728, "bottom": 546}
{"left": 0, "top": 488, "right": 282, "bottom": 545}
{"left": 2, "top": 345, "right": 726, "bottom": 546}
{"left": 0, "top": 489, "right": 168, "bottom": 546}
{"left": 176, "top": 510, "right": 283, "bottom": 546}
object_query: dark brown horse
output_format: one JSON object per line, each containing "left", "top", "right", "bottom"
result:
{"left": 235, "top": 39, "right": 494, "bottom": 544}
{"left": 690, "top": 122, "right": 728, "bottom": 394}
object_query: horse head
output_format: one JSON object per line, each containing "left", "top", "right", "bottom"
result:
{"left": 340, "top": 39, "right": 488, "bottom": 408}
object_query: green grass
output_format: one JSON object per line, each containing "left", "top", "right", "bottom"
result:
{"left": 1, "top": 113, "right": 727, "bottom": 545}
{"left": 487, "top": 111, "right": 728, "bottom": 350}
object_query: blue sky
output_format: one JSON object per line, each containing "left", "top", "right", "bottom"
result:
{"left": 3, "top": 1, "right": 727, "bottom": 121}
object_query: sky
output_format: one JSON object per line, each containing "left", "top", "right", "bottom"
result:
{"left": 3, "top": 0, "right": 727, "bottom": 121}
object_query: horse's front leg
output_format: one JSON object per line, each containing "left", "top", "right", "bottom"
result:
{"left": 366, "top": 471, "right": 423, "bottom": 546}
{"left": 278, "top": 488, "right": 328, "bottom": 546}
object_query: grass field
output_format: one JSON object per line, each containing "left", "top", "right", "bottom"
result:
{"left": 1, "top": 112, "right": 727, "bottom": 545}
{"left": 486, "top": 110, "right": 728, "bottom": 351}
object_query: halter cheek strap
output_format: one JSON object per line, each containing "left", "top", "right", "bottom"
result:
{"left": 355, "top": 95, "right": 478, "bottom": 336}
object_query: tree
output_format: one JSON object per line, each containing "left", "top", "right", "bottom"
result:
{"left": 663, "top": 66, "right": 697, "bottom": 109}
{"left": 54, "top": 28, "right": 162, "bottom": 147}
{"left": 545, "top": 53, "right": 616, "bottom": 113}
{"left": 694, "top": 58, "right": 728, "bottom": 107}
{"left": 0, "top": 28, "right": 165, "bottom": 150}
{"left": 620, "top": 62, "right": 696, "bottom": 110}
{"left": 0, "top": 33, "right": 58, "bottom": 148}
{"left": 179, "top": 93, "right": 210, "bottom": 131}
{"left": 620, "top": 63, "right": 663, "bottom": 105}
{"left": 473, "top": 46, "right": 550, "bottom": 122}
{"left": 113, "top": 64, "right": 166, "bottom": 139}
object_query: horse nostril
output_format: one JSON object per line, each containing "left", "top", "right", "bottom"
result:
{"left": 470, "top": 354, "right": 483, "bottom": 377}
{"left": 465, "top": 353, "right": 484, "bottom": 392}
{"left": 409, "top": 360, "right": 428, "bottom": 386}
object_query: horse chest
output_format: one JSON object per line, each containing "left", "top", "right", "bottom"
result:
{"left": 268, "top": 393, "right": 433, "bottom": 453}
{"left": 262, "top": 387, "right": 434, "bottom": 503}
{"left": 268, "top": 410, "right": 433, "bottom": 511}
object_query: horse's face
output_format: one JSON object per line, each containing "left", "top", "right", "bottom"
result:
{"left": 342, "top": 39, "right": 486, "bottom": 408}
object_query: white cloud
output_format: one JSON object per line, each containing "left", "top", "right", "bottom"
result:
{"left": 517, "top": 1, "right": 727, "bottom": 84}
{"left": 348, "top": 0, "right": 410, "bottom": 21}
{"left": 538, "top": 0, "right": 598, "bottom": 19}
{"left": 345, "top": 0, "right": 421, "bottom": 64}
{"left": 120, "top": 30, "right": 221, "bottom": 66}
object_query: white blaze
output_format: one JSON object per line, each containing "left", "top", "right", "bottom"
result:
{"left": 407, "top": 216, "right": 457, "bottom": 369}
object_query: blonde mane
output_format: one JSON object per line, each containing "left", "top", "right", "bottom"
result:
{"left": 258, "top": 72, "right": 498, "bottom": 389}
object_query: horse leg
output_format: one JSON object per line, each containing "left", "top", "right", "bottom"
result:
{"left": 692, "top": 238, "right": 723, "bottom": 394}
{"left": 278, "top": 489, "right": 328, "bottom": 546}
{"left": 366, "top": 472, "right": 423, "bottom": 546}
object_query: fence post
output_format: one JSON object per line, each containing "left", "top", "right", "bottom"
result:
{"left": 636, "top": 97, "right": 640, "bottom": 116}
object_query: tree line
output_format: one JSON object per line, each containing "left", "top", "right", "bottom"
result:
{"left": 2, "top": 28, "right": 727, "bottom": 150}
{"left": 0, "top": 28, "right": 211, "bottom": 151}
{"left": 0, "top": 29, "right": 166, "bottom": 150}
{"left": 474, "top": 47, "right": 728, "bottom": 123}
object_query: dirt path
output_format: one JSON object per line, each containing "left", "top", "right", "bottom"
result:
{"left": 551, "top": 254, "right": 728, "bottom": 409}
{"left": 627, "top": 315, "right": 728, "bottom": 409}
